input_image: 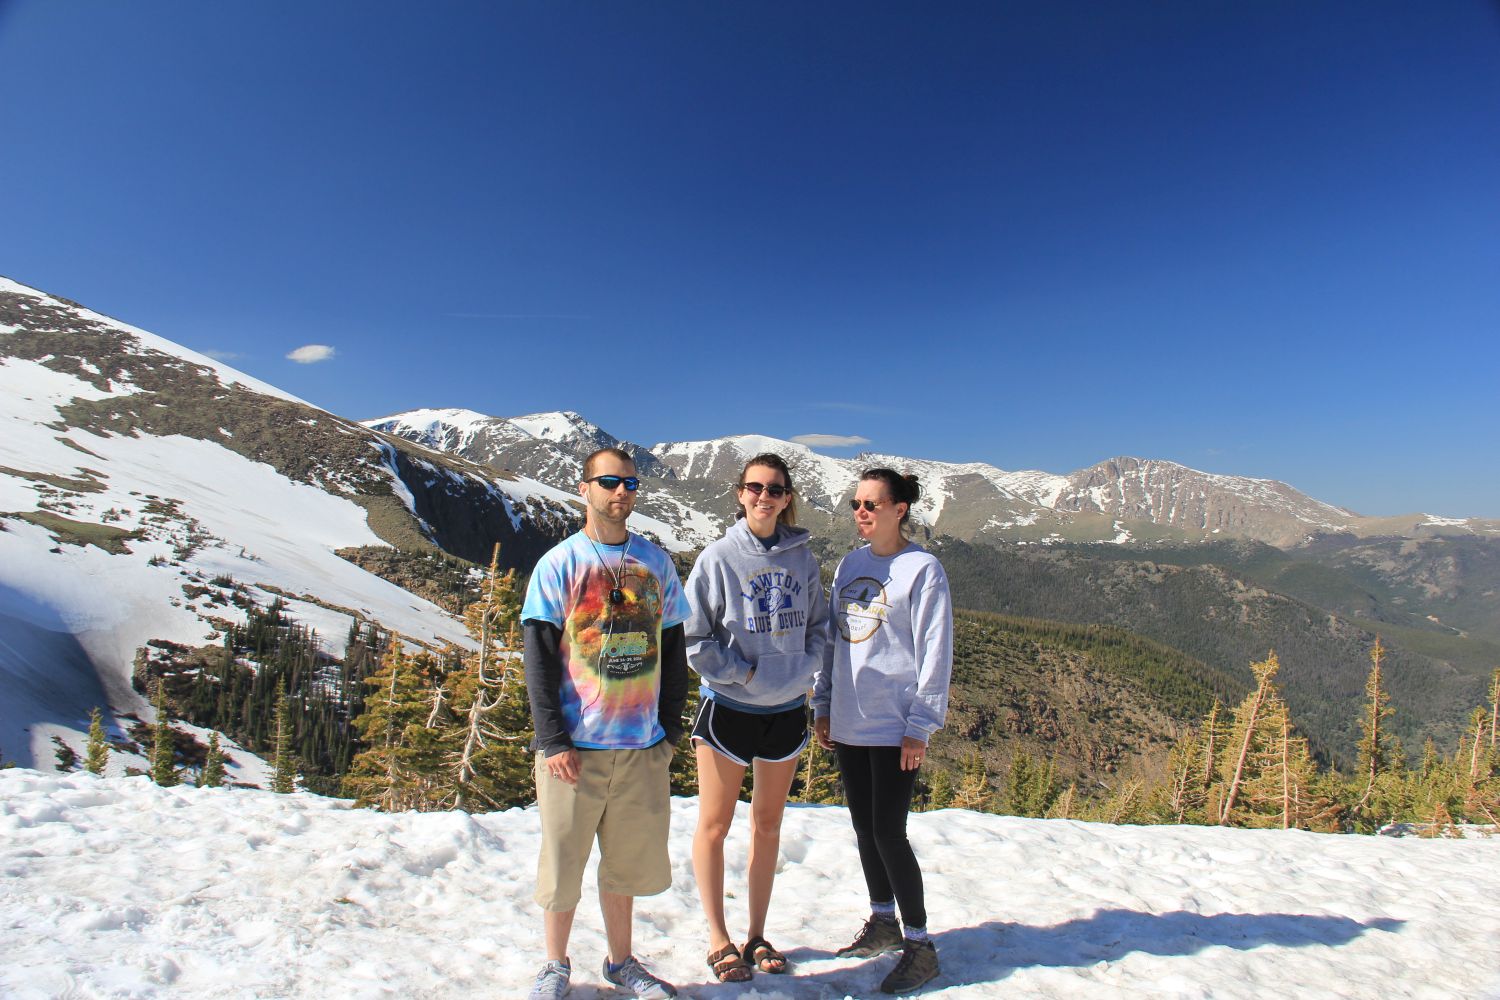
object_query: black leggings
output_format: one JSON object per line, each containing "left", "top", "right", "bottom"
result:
{"left": 834, "top": 742, "right": 926, "bottom": 929}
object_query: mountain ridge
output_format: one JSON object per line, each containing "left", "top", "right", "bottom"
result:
{"left": 375, "top": 408, "right": 1498, "bottom": 549}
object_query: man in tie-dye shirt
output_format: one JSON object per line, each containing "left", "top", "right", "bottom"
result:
{"left": 522, "top": 447, "right": 690, "bottom": 1000}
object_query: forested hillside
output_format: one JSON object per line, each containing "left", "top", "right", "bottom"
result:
{"left": 931, "top": 537, "right": 1488, "bottom": 764}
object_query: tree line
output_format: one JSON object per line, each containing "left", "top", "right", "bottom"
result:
{"left": 68, "top": 551, "right": 1500, "bottom": 837}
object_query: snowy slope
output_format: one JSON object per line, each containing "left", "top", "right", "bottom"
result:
{"left": 0, "top": 283, "right": 488, "bottom": 771}
{"left": 4, "top": 768, "right": 1499, "bottom": 999}
{"left": 0, "top": 277, "right": 311, "bottom": 407}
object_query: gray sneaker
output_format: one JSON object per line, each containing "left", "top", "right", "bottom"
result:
{"left": 601, "top": 955, "right": 677, "bottom": 999}
{"left": 528, "top": 958, "right": 571, "bottom": 999}
{"left": 837, "top": 915, "right": 904, "bottom": 958}
{"left": 880, "top": 939, "right": 939, "bottom": 995}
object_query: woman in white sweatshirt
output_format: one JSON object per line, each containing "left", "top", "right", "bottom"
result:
{"left": 684, "top": 453, "right": 829, "bottom": 984}
{"left": 812, "top": 467, "right": 953, "bottom": 996}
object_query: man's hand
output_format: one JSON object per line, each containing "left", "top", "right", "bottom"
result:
{"left": 544, "top": 748, "right": 580, "bottom": 785}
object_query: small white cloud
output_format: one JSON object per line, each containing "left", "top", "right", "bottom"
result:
{"left": 286, "top": 345, "right": 336, "bottom": 364}
{"left": 791, "top": 433, "right": 871, "bottom": 448}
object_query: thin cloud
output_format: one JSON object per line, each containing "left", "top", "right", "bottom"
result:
{"left": 286, "top": 345, "right": 336, "bottom": 364}
{"left": 447, "top": 313, "right": 591, "bottom": 320}
{"left": 201, "top": 349, "right": 247, "bottom": 361}
{"left": 791, "top": 433, "right": 872, "bottom": 448}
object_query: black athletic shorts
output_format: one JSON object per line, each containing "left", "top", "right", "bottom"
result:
{"left": 692, "top": 697, "right": 809, "bottom": 766}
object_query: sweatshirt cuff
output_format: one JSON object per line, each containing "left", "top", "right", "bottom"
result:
{"left": 903, "top": 724, "right": 934, "bottom": 743}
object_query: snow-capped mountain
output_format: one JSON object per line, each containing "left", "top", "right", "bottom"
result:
{"left": 652, "top": 434, "right": 859, "bottom": 510}
{"left": 364, "top": 408, "right": 673, "bottom": 483}
{"left": 1050, "top": 457, "right": 1359, "bottom": 547}
{"left": 645, "top": 434, "right": 1464, "bottom": 548}
{"left": 371, "top": 407, "right": 1497, "bottom": 550}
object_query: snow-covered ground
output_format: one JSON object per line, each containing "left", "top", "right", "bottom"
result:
{"left": 3, "top": 769, "right": 1497, "bottom": 999}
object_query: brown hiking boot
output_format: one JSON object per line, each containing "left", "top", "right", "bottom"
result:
{"left": 836, "top": 915, "right": 903, "bottom": 958}
{"left": 880, "top": 939, "right": 939, "bottom": 994}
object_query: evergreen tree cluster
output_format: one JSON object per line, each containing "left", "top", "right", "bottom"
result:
{"left": 342, "top": 547, "right": 536, "bottom": 812}
{"left": 132, "top": 593, "right": 388, "bottom": 793}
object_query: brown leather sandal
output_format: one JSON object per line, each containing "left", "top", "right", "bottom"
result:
{"left": 743, "top": 935, "right": 789, "bottom": 974}
{"left": 707, "top": 943, "right": 753, "bottom": 983}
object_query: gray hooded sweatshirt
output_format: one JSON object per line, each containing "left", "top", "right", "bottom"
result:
{"left": 684, "top": 519, "right": 830, "bottom": 710}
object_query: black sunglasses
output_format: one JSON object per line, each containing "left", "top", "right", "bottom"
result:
{"left": 849, "top": 499, "right": 891, "bottom": 513}
{"left": 585, "top": 475, "right": 640, "bottom": 492}
{"left": 741, "top": 481, "right": 791, "bottom": 499}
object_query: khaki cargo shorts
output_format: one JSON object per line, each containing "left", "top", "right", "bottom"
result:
{"left": 533, "top": 740, "right": 674, "bottom": 911}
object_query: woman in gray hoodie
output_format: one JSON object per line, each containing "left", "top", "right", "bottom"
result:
{"left": 812, "top": 467, "right": 952, "bottom": 995}
{"left": 684, "top": 452, "right": 829, "bottom": 984}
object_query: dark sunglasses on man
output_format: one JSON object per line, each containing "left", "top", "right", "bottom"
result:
{"left": 584, "top": 475, "right": 640, "bottom": 492}
{"left": 740, "top": 481, "right": 792, "bottom": 499}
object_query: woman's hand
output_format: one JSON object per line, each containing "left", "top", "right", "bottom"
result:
{"left": 813, "top": 716, "right": 834, "bottom": 750}
{"left": 900, "top": 736, "right": 927, "bottom": 771}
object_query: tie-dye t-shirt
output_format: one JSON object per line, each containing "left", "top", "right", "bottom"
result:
{"left": 521, "top": 531, "right": 691, "bottom": 750}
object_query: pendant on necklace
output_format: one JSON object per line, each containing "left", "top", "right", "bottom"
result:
{"left": 609, "top": 588, "right": 624, "bottom": 605}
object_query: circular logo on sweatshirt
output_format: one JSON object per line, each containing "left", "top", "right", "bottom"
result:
{"left": 836, "top": 577, "right": 889, "bottom": 643}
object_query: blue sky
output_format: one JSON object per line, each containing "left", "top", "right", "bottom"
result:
{"left": 3, "top": 2, "right": 1498, "bottom": 517}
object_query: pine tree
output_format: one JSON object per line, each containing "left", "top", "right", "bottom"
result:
{"left": 1087, "top": 778, "right": 1148, "bottom": 824}
{"left": 1235, "top": 701, "right": 1331, "bottom": 829}
{"left": 271, "top": 680, "right": 297, "bottom": 794}
{"left": 1160, "top": 715, "right": 1220, "bottom": 824}
{"left": 668, "top": 689, "right": 702, "bottom": 797}
{"left": 1047, "top": 782, "right": 1078, "bottom": 820}
{"left": 926, "top": 767, "right": 955, "bottom": 810}
{"left": 1216, "top": 652, "right": 1281, "bottom": 825}
{"left": 1489, "top": 668, "right": 1500, "bottom": 754}
{"left": 1354, "top": 637, "right": 1394, "bottom": 814}
{"left": 794, "top": 741, "right": 843, "bottom": 804}
{"left": 84, "top": 707, "right": 109, "bottom": 776}
{"left": 439, "top": 548, "right": 533, "bottom": 811}
{"left": 150, "top": 680, "right": 179, "bottom": 787}
{"left": 199, "top": 732, "right": 226, "bottom": 788}
{"left": 1454, "top": 706, "right": 1496, "bottom": 827}
{"left": 952, "top": 749, "right": 994, "bottom": 812}
{"left": 1002, "top": 750, "right": 1058, "bottom": 818}
{"left": 1200, "top": 700, "right": 1224, "bottom": 791}
{"left": 343, "top": 643, "right": 445, "bottom": 810}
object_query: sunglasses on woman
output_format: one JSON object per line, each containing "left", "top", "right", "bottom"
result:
{"left": 741, "top": 481, "right": 791, "bottom": 498}
{"left": 849, "top": 499, "right": 891, "bottom": 513}
{"left": 584, "top": 475, "right": 640, "bottom": 491}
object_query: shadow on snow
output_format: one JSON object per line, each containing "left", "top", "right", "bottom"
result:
{"left": 688, "top": 908, "right": 1403, "bottom": 997}
{"left": 0, "top": 584, "right": 119, "bottom": 769}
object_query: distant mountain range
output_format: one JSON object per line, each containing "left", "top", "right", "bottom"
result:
{"left": 367, "top": 409, "right": 1499, "bottom": 551}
